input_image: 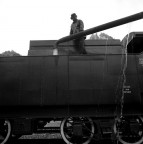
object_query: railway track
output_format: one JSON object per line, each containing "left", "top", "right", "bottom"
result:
{"left": 7, "top": 139, "right": 113, "bottom": 144}
{"left": 7, "top": 139, "right": 64, "bottom": 144}
{"left": 5, "top": 133, "right": 113, "bottom": 144}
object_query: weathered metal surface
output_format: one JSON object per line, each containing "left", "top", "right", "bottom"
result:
{"left": 0, "top": 55, "right": 142, "bottom": 112}
{"left": 28, "top": 39, "right": 122, "bottom": 56}
{"left": 0, "top": 33, "right": 143, "bottom": 118}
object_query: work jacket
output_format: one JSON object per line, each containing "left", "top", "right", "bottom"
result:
{"left": 70, "top": 19, "right": 84, "bottom": 35}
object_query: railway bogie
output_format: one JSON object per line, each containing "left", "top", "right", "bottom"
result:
{"left": 1, "top": 116, "right": 143, "bottom": 144}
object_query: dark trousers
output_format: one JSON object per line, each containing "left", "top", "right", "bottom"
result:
{"left": 73, "top": 38, "right": 87, "bottom": 54}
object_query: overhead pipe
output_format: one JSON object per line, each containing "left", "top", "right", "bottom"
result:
{"left": 53, "top": 12, "right": 143, "bottom": 54}
{"left": 55, "top": 12, "right": 143, "bottom": 46}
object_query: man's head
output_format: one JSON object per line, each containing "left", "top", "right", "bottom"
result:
{"left": 71, "top": 13, "right": 77, "bottom": 22}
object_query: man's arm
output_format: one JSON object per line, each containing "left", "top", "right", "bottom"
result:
{"left": 70, "top": 28, "right": 73, "bottom": 35}
{"left": 79, "top": 20, "right": 84, "bottom": 31}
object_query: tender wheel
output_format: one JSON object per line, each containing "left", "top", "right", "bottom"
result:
{"left": 60, "top": 117, "right": 95, "bottom": 144}
{"left": 0, "top": 120, "right": 11, "bottom": 144}
{"left": 113, "top": 116, "right": 143, "bottom": 144}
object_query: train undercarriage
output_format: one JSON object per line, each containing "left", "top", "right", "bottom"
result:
{"left": 1, "top": 116, "right": 143, "bottom": 144}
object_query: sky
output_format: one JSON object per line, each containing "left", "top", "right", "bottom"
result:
{"left": 0, "top": 0, "right": 143, "bottom": 56}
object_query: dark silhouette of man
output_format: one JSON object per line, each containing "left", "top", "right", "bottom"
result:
{"left": 70, "top": 13, "right": 87, "bottom": 54}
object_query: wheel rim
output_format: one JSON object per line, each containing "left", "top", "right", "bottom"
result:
{"left": 60, "top": 117, "right": 94, "bottom": 144}
{"left": 0, "top": 120, "right": 11, "bottom": 144}
{"left": 113, "top": 116, "right": 143, "bottom": 144}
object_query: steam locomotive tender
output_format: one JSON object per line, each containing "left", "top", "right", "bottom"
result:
{"left": 0, "top": 12, "right": 143, "bottom": 144}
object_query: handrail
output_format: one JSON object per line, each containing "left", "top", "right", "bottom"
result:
{"left": 55, "top": 11, "right": 143, "bottom": 47}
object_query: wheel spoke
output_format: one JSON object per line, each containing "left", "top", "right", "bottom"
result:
{"left": 114, "top": 116, "right": 143, "bottom": 144}
{"left": 60, "top": 117, "right": 95, "bottom": 144}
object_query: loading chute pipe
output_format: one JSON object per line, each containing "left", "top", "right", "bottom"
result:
{"left": 55, "top": 11, "right": 143, "bottom": 47}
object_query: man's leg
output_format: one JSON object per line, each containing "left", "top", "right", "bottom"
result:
{"left": 73, "top": 38, "right": 87, "bottom": 54}
{"left": 73, "top": 39, "right": 80, "bottom": 54}
{"left": 79, "top": 38, "right": 87, "bottom": 54}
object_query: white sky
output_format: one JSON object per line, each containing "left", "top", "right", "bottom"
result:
{"left": 0, "top": 0, "right": 143, "bottom": 55}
